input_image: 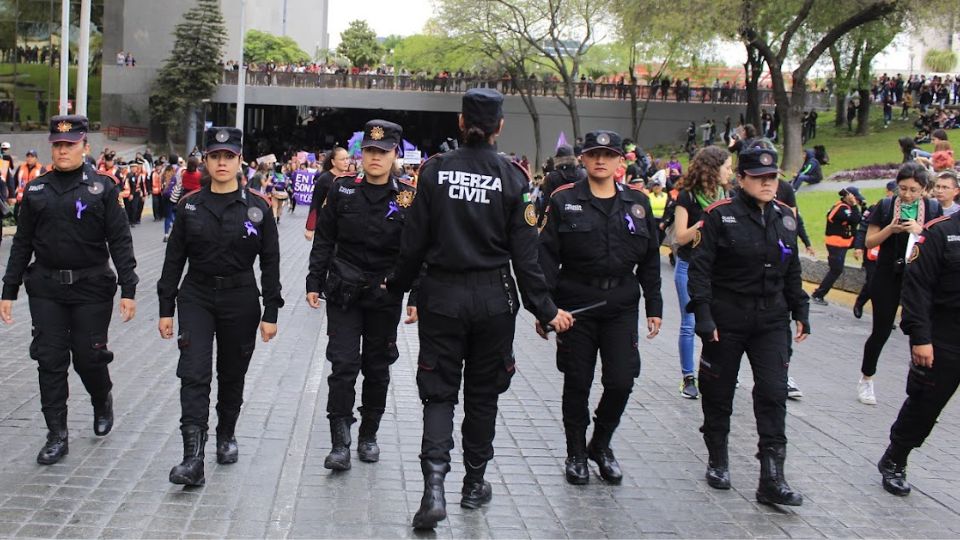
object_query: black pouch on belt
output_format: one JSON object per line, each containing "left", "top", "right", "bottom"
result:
{"left": 323, "top": 258, "right": 366, "bottom": 308}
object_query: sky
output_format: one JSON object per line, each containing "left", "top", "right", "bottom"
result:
{"left": 326, "top": 1, "right": 915, "bottom": 72}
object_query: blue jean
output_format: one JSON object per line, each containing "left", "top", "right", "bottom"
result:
{"left": 674, "top": 258, "right": 696, "bottom": 376}
{"left": 912, "top": 149, "right": 932, "bottom": 160}
{"left": 791, "top": 173, "right": 820, "bottom": 191}
{"left": 164, "top": 200, "right": 177, "bottom": 235}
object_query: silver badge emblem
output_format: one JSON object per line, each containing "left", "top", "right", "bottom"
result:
{"left": 759, "top": 153, "right": 774, "bottom": 166}
{"left": 596, "top": 133, "right": 610, "bottom": 146}
{"left": 215, "top": 129, "right": 230, "bottom": 143}
{"left": 782, "top": 215, "right": 797, "bottom": 231}
{"left": 247, "top": 206, "right": 264, "bottom": 224}
{"left": 630, "top": 203, "right": 646, "bottom": 219}
{"left": 87, "top": 182, "right": 104, "bottom": 195}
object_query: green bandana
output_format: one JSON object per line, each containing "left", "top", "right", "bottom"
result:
{"left": 694, "top": 187, "right": 726, "bottom": 210}
{"left": 899, "top": 200, "right": 919, "bottom": 221}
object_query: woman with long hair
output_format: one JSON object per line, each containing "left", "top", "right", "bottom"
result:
{"left": 858, "top": 162, "right": 941, "bottom": 404}
{"left": 671, "top": 146, "right": 732, "bottom": 399}
{"left": 305, "top": 146, "right": 350, "bottom": 240}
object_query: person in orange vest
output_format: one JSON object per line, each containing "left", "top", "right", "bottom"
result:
{"left": 124, "top": 159, "right": 147, "bottom": 226}
{"left": 810, "top": 187, "right": 865, "bottom": 305}
{"left": 12, "top": 150, "right": 47, "bottom": 221}
{"left": 99, "top": 151, "right": 121, "bottom": 183}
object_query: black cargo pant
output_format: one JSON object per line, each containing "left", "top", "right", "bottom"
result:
{"left": 176, "top": 278, "right": 261, "bottom": 431}
{"left": 889, "top": 315, "right": 960, "bottom": 452}
{"left": 812, "top": 245, "right": 847, "bottom": 299}
{"left": 325, "top": 288, "right": 402, "bottom": 421}
{"left": 416, "top": 270, "right": 517, "bottom": 467}
{"left": 556, "top": 309, "right": 640, "bottom": 436}
{"left": 699, "top": 295, "right": 791, "bottom": 451}
{"left": 28, "top": 297, "right": 114, "bottom": 421}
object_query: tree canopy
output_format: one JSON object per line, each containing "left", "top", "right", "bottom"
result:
{"left": 336, "top": 20, "right": 383, "bottom": 68}
{"left": 244, "top": 29, "right": 310, "bottom": 64}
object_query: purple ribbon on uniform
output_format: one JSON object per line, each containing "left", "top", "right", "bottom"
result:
{"left": 244, "top": 220, "right": 258, "bottom": 236}
{"left": 75, "top": 200, "right": 87, "bottom": 219}
{"left": 385, "top": 200, "right": 399, "bottom": 218}
{"left": 624, "top": 213, "right": 636, "bottom": 234}
{"left": 778, "top": 239, "right": 792, "bottom": 263}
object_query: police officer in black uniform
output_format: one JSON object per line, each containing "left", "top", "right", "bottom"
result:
{"left": 537, "top": 130, "right": 662, "bottom": 485}
{"left": 687, "top": 145, "right": 810, "bottom": 506}
{"left": 157, "top": 127, "right": 282, "bottom": 487}
{"left": 877, "top": 211, "right": 960, "bottom": 496}
{"left": 386, "top": 89, "right": 574, "bottom": 529}
{"left": 306, "top": 120, "right": 417, "bottom": 471}
{"left": 0, "top": 115, "right": 138, "bottom": 465}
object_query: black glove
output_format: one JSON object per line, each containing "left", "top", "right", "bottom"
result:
{"left": 691, "top": 303, "right": 717, "bottom": 340}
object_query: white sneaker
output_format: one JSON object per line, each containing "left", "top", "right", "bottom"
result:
{"left": 787, "top": 377, "right": 803, "bottom": 399}
{"left": 858, "top": 377, "right": 877, "bottom": 405}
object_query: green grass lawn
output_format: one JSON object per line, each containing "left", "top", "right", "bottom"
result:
{"left": 807, "top": 109, "right": 914, "bottom": 175}
{"left": 796, "top": 187, "right": 886, "bottom": 253}
{"left": 0, "top": 63, "right": 102, "bottom": 124}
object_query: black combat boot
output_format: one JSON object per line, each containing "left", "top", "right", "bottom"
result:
{"left": 704, "top": 436, "right": 731, "bottom": 489}
{"left": 460, "top": 460, "right": 492, "bottom": 509}
{"left": 324, "top": 418, "right": 352, "bottom": 471}
{"left": 169, "top": 426, "right": 207, "bottom": 486}
{"left": 565, "top": 428, "right": 589, "bottom": 485}
{"left": 357, "top": 413, "right": 381, "bottom": 463}
{"left": 37, "top": 410, "right": 69, "bottom": 465}
{"left": 215, "top": 412, "right": 239, "bottom": 465}
{"left": 412, "top": 459, "right": 449, "bottom": 529}
{"left": 878, "top": 445, "right": 912, "bottom": 496}
{"left": 92, "top": 392, "right": 113, "bottom": 436}
{"left": 756, "top": 446, "right": 803, "bottom": 506}
{"left": 587, "top": 420, "right": 623, "bottom": 484}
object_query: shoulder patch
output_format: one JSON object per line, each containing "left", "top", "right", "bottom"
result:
{"left": 924, "top": 215, "right": 951, "bottom": 230}
{"left": 704, "top": 199, "right": 733, "bottom": 213}
{"left": 550, "top": 183, "right": 576, "bottom": 198}
{"left": 398, "top": 177, "right": 417, "bottom": 189}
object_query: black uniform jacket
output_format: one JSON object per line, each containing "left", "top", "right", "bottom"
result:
{"left": 387, "top": 143, "right": 558, "bottom": 324}
{"left": 157, "top": 186, "right": 283, "bottom": 323}
{"left": 687, "top": 193, "right": 810, "bottom": 332}
{"left": 306, "top": 173, "right": 416, "bottom": 297}
{"left": 2, "top": 164, "right": 138, "bottom": 301}
{"left": 900, "top": 213, "right": 960, "bottom": 351}
{"left": 538, "top": 180, "right": 663, "bottom": 318}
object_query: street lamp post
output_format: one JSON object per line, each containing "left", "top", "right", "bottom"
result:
{"left": 236, "top": 0, "right": 246, "bottom": 132}
{"left": 58, "top": 0, "right": 70, "bottom": 115}
{"left": 76, "top": 0, "right": 91, "bottom": 117}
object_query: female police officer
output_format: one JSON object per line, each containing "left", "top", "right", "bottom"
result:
{"left": 305, "top": 120, "right": 417, "bottom": 471}
{"left": 687, "top": 145, "right": 810, "bottom": 506}
{"left": 157, "top": 126, "right": 282, "bottom": 487}
{"left": 876, "top": 206, "right": 960, "bottom": 496}
{"left": 1, "top": 115, "right": 138, "bottom": 465}
{"left": 537, "top": 130, "right": 662, "bottom": 485}
{"left": 385, "top": 89, "right": 573, "bottom": 529}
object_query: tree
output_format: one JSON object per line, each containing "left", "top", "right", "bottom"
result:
{"left": 491, "top": 0, "right": 610, "bottom": 142}
{"left": 851, "top": 18, "right": 901, "bottom": 135}
{"left": 149, "top": 0, "right": 227, "bottom": 151}
{"left": 924, "top": 49, "right": 958, "bottom": 72}
{"left": 244, "top": 29, "right": 310, "bottom": 64}
{"left": 739, "top": 0, "right": 900, "bottom": 172}
{"left": 336, "top": 20, "right": 383, "bottom": 68}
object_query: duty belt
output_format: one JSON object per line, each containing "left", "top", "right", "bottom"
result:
{"left": 32, "top": 264, "right": 110, "bottom": 285}
{"left": 713, "top": 288, "right": 784, "bottom": 310}
{"left": 560, "top": 270, "right": 632, "bottom": 291}
{"left": 427, "top": 267, "right": 506, "bottom": 287}
{"left": 186, "top": 270, "right": 257, "bottom": 290}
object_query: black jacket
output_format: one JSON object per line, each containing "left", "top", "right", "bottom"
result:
{"left": 900, "top": 213, "right": 960, "bottom": 349}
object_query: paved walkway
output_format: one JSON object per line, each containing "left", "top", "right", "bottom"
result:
{"left": 0, "top": 213, "right": 957, "bottom": 539}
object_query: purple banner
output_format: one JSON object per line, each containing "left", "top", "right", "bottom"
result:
{"left": 292, "top": 170, "right": 316, "bottom": 206}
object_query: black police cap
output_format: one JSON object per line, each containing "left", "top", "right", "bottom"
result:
{"left": 205, "top": 127, "right": 243, "bottom": 155}
{"left": 738, "top": 146, "right": 779, "bottom": 176}
{"left": 49, "top": 115, "right": 88, "bottom": 143}
{"left": 581, "top": 130, "right": 624, "bottom": 156}
{"left": 361, "top": 119, "right": 403, "bottom": 151}
{"left": 462, "top": 88, "right": 504, "bottom": 132}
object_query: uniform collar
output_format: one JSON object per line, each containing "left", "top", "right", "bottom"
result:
{"left": 574, "top": 179, "right": 631, "bottom": 203}
{"left": 196, "top": 185, "right": 249, "bottom": 206}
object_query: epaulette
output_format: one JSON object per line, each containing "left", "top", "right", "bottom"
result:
{"left": 178, "top": 189, "right": 201, "bottom": 206}
{"left": 705, "top": 198, "right": 733, "bottom": 213}
{"left": 510, "top": 160, "right": 531, "bottom": 182}
{"left": 398, "top": 177, "right": 417, "bottom": 189}
{"left": 924, "top": 215, "right": 951, "bottom": 230}
{"left": 35, "top": 168, "right": 53, "bottom": 179}
{"left": 248, "top": 189, "right": 271, "bottom": 204}
{"left": 97, "top": 170, "right": 120, "bottom": 186}
{"left": 773, "top": 198, "right": 795, "bottom": 210}
{"left": 550, "top": 183, "right": 575, "bottom": 198}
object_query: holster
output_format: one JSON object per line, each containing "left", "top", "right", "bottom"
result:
{"left": 323, "top": 258, "right": 367, "bottom": 308}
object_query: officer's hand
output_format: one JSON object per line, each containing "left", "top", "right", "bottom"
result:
{"left": 306, "top": 292, "right": 322, "bottom": 309}
{"left": 911, "top": 344, "right": 934, "bottom": 368}
{"left": 304, "top": 229, "right": 314, "bottom": 241}
{"left": 158, "top": 317, "right": 174, "bottom": 339}
{"left": 710, "top": 330, "right": 719, "bottom": 342}
{"left": 549, "top": 309, "right": 574, "bottom": 333}
{"left": 119, "top": 299, "right": 136, "bottom": 322}
{"left": 260, "top": 322, "right": 278, "bottom": 343}
{"left": 646, "top": 317, "right": 662, "bottom": 339}
{"left": 794, "top": 321, "right": 809, "bottom": 343}
{"left": 404, "top": 306, "right": 418, "bottom": 324}
{"left": 853, "top": 249, "right": 863, "bottom": 261}
{"left": 804, "top": 246, "right": 816, "bottom": 257}
{"left": 0, "top": 300, "right": 13, "bottom": 324}
{"left": 902, "top": 219, "right": 923, "bottom": 235}
{"left": 535, "top": 321, "right": 548, "bottom": 340}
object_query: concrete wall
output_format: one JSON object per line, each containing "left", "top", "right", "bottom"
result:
{"left": 211, "top": 84, "right": 746, "bottom": 159}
